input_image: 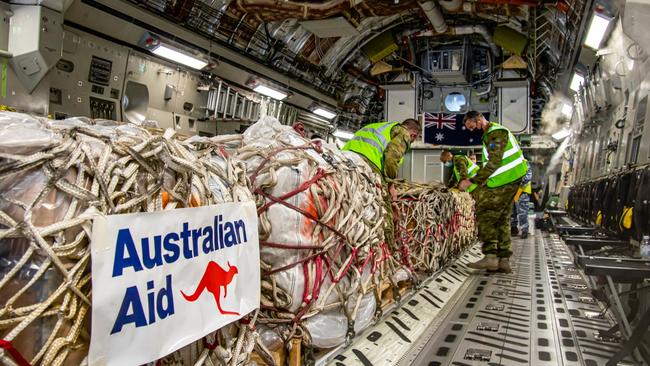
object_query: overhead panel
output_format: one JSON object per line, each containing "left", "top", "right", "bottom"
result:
{"left": 419, "top": 41, "right": 470, "bottom": 84}
{"left": 49, "top": 28, "right": 128, "bottom": 120}
{"left": 498, "top": 85, "right": 530, "bottom": 134}
{"left": 493, "top": 25, "right": 529, "bottom": 56}
{"left": 8, "top": 5, "right": 63, "bottom": 92}
{"left": 362, "top": 31, "right": 398, "bottom": 64}
{"left": 496, "top": 72, "right": 530, "bottom": 134}
{"left": 299, "top": 17, "right": 359, "bottom": 38}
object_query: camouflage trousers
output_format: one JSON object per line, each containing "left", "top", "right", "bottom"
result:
{"left": 471, "top": 180, "right": 521, "bottom": 258}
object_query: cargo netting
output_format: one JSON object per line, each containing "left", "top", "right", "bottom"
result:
{"left": 0, "top": 113, "right": 476, "bottom": 366}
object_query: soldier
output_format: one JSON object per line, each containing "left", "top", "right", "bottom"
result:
{"left": 458, "top": 111, "right": 528, "bottom": 273}
{"left": 440, "top": 150, "right": 479, "bottom": 193}
{"left": 343, "top": 118, "right": 421, "bottom": 247}
{"left": 468, "top": 152, "right": 478, "bottom": 164}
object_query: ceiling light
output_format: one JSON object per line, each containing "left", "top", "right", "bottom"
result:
{"left": 313, "top": 107, "right": 337, "bottom": 119}
{"left": 333, "top": 129, "right": 354, "bottom": 140}
{"left": 552, "top": 128, "right": 571, "bottom": 141}
{"left": 569, "top": 73, "right": 585, "bottom": 92}
{"left": 152, "top": 44, "right": 208, "bottom": 70}
{"left": 584, "top": 13, "right": 611, "bottom": 50}
{"left": 253, "top": 85, "right": 288, "bottom": 100}
{"left": 561, "top": 103, "right": 573, "bottom": 117}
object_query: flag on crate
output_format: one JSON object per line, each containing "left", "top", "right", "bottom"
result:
{"left": 423, "top": 112, "right": 489, "bottom": 146}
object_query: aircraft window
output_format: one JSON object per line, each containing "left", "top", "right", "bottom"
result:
{"left": 444, "top": 92, "right": 466, "bottom": 112}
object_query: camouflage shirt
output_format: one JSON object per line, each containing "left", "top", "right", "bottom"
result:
{"left": 471, "top": 129, "right": 509, "bottom": 186}
{"left": 384, "top": 125, "right": 411, "bottom": 180}
{"left": 448, "top": 155, "right": 470, "bottom": 187}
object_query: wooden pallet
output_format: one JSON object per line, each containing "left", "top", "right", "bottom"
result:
{"left": 249, "top": 337, "right": 301, "bottom": 366}
{"left": 378, "top": 279, "right": 396, "bottom": 311}
{"left": 397, "top": 279, "right": 413, "bottom": 297}
{"left": 377, "top": 277, "right": 415, "bottom": 311}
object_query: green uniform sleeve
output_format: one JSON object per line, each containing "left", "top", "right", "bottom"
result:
{"left": 452, "top": 156, "right": 469, "bottom": 181}
{"left": 471, "top": 130, "right": 508, "bottom": 186}
{"left": 384, "top": 125, "right": 411, "bottom": 180}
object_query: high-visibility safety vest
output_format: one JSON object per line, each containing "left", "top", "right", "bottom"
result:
{"left": 342, "top": 121, "right": 400, "bottom": 172}
{"left": 453, "top": 155, "right": 479, "bottom": 192}
{"left": 482, "top": 122, "right": 529, "bottom": 188}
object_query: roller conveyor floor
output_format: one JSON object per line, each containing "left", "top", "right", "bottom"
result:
{"left": 325, "top": 231, "right": 644, "bottom": 366}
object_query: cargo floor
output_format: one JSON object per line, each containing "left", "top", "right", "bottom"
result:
{"left": 324, "top": 231, "right": 644, "bottom": 366}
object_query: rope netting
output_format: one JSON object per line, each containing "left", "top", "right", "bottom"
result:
{"left": 0, "top": 112, "right": 477, "bottom": 366}
{"left": 234, "top": 117, "right": 401, "bottom": 354}
{"left": 0, "top": 112, "right": 255, "bottom": 366}
{"left": 393, "top": 181, "right": 476, "bottom": 274}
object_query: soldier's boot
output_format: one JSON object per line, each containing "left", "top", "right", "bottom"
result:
{"left": 498, "top": 258, "right": 512, "bottom": 274}
{"left": 468, "top": 254, "right": 499, "bottom": 271}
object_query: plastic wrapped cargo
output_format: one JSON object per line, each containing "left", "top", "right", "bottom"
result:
{"left": 0, "top": 111, "right": 255, "bottom": 366}
{"left": 236, "top": 116, "right": 392, "bottom": 350}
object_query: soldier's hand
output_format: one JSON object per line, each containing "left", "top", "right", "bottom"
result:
{"left": 458, "top": 179, "right": 472, "bottom": 191}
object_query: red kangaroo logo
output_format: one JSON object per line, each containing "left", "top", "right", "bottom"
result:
{"left": 181, "top": 261, "right": 240, "bottom": 315}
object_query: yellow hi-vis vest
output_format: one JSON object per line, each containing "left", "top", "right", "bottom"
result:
{"left": 482, "top": 123, "right": 529, "bottom": 188}
{"left": 453, "top": 155, "right": 479, "bottom": 192}
{"left": 342, "top": 122, "right": 400, "bottom": 172}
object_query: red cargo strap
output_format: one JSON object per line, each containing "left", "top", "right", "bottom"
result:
{"left": 256, "top": 168, "right": 328, "bottom": 214}
{"left": 203, "top": 337, "right": 218, "bottom": 350}
{"left": 0, "top": 340, "right": 31, "bottom": 366}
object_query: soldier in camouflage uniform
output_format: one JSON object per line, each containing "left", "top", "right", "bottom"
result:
{"left": 459, "top": 111, "right": 528, "bottom": 273}
{"left": 440, "top": 150, "right": 479, "bottom": 192}
{"left": 468, "top": 152, "right": 478, "bottom": 164}
{"left": 343, "top": 119, "right": 421, "bottom": 248}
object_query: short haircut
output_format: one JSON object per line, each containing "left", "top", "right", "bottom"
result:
{"left": 440, "top": 150, "right": 453, "bottom": 162}
{"left": 401, "top": 118, "right": 420, "bottom": 130}
{"left": 463, "top": 110, "right": 482, "bottom": 123}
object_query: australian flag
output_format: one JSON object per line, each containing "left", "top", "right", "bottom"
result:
{"left": 423, "top": 112, "right": 488, "bottom": 146}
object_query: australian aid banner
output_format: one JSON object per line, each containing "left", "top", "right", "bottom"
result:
{"left": 89, "top": 202, "right": 260, "bottom": 366}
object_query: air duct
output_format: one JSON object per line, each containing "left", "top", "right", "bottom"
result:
{"left": 419, "top": 1, "right": 447, "bottom": 34}
{"left": 438, "top": 0, "right": 463, "bottom": 12}
{"left": 537, "top": 80, "right": 553, "bottom": 100}
{"left": 235, "top": 0, "right": 351, "bottom": 20}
